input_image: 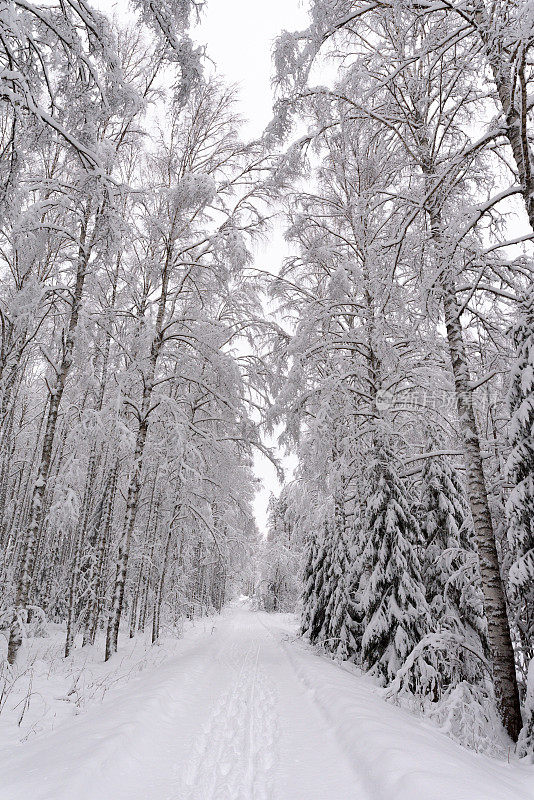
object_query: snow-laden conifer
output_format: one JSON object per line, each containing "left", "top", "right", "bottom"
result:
{"left": 420, "top": 432, "right": 488, "bottom": 677}
{"left": 506, "top": 291, "right": 534, "bottom": 754}
{"left": 506, "top": 291, "right": 534, "bottom": 656}
{"left": 302, "top": 517, "right": 331, "bottom": 645}
{"left": 361, "top": 437, "right": 431, "bottom": 684}
{"left": 323, "top": 502, "right": 355, "bottom": 660}
{"left": 301, "top": 530, "right": 320, "bottom": 638}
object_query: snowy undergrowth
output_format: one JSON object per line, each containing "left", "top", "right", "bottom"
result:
{"left": 384, "top": 675, "right": 510, "bottom": 759}
{"left": 382, "top": 632, "right": 509, "bottom": 758}
{"left": 300, "top": 635, "right": 513, "bottom": 762}
{"left": 0, "top": 617, "right": 212, "bottom": 750}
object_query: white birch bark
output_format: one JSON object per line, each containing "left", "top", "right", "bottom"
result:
{"left": 7, "top": 205, "right": 93, "bottom": 664}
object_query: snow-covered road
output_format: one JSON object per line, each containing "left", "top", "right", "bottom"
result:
{"left": 1, "top": 605, "right": 533, "bottom": 800}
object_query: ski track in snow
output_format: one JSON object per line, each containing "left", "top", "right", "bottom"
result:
{"left": 0, "top": 604, "right": 533, "bottom": 800}
{"left": 182, "top": 645, "right": 277, "bottom": 800}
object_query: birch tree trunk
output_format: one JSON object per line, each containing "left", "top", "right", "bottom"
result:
{"left": 105, "top": 248, "right": 171, "bottom": 660}
{"left": 65, "top": 256, "right": 119, "bottom": 657}
{"left": 129, "top": 476, "right": 157, "bottom": 638}
{"left": 441, "top": 280, "right": 521, "bottom": 738}
{"left": 83, "top": 459, "right": 118, "bottom": 647}
{"left": 425, "top": 193, "right": 523, "bottom": 738}
{"left": 65, "top": 453, "right": 100, "bottom": 657}
{"left": 7, "top": 205, "right": 93, "bottom": 664}
{"left": 471, "top": 3, "right": 534, "bottom": 231}
{"left": 413, "top": 90, "right": 523, "bottom": 732}
{"left": 138, "top": 497, "right": 159, "bottom": 633}
{"left": 152, "top": 500, "right": 180, "bottom": 644}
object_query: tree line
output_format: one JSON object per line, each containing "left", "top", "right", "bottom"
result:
{"left": 0, "top": 1, "right": 266, "bottom": 666}
{"left": 262, "top": 0, "right": 534, "bottom": 754}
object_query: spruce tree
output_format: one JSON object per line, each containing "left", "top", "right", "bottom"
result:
{"left": 300, "top": 532, "right": 317, "bottom": 636}
{"left": 361, "top": 438, "right": 431, "bottom": 684}
{"left": 323, "top": 493, "right": 354, "bottom": 658}
{"left": 301, "top": 519, "right": 330, "bottom": 643}
{"left": 420, "top": 434, "right": 488, "bottom": 675}
{"left": 347, "top": 511, "right": 366, "bottom": 664}
{"left": 506, "top": 291, "right": 534, "bottom": 658}
{"left": 506, "top": 292, "right": 534, "bottom": 755}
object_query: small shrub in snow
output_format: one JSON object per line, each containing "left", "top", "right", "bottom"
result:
{"left": 385, "top": 631, "right": 504, "bottom": 755}
{"left": 26, "top": 607, "right": 49, "bottom": 639}
{"left": 427, "top": 683, "right": 506, "bottom": 757}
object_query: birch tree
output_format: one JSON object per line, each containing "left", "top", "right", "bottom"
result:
{"left": 105, "top": 80, "right": 267, "bottom": 658}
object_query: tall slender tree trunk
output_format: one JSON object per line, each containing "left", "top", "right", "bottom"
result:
{"left": 424, "top": 188, "right": 523, "bottom": 738}
{"left": 471, "top": 4, "right": 534, "bottom": 232}
{"left": 412, "top": 99, "right": 523, "bottom": 733}
{"left": 65, "top": 258, "right": 119, "bottom": 657}
{"left": 129, "top": 476, "right": 157, "bottom": 638}
{"left": 152, "top": 500, "right": 180, "bottom": 644}
{"left": 32, "top": 424, "right": 69, "bottom": 591}
{"left": 441, "top": 281, "right": 521, "bottom": 738}
{"left": 0, "top": 408, "right": 15, "bottom": 550}
{"left": 65, "top": 452, "right": 100, "bottom": 657}
{"left": 105, "top": 414, "right": 148, "bottom": 660}
{"left": 83, "top": 459, "right": 118, "bottom": 647}
{"left": 3, "top": 399, "right": 48, "bottom": 575}
{"left": 7, "top": 206, "right": 94, "bottom": 664}
{"left": 138, "top": 497, "right": 159, "bottom": 633}
{"left": 129, "top": 561, "right": 143, "bottom": 639}
{"left": 105, "top": 247, "right": 171, "bottom": 660}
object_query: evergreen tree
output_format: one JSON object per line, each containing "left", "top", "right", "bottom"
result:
{"left": 507, "top": 291, "right": 534, "bottom": 658}
{"left": 301, "top": 530, "right": 319, "bottom": 637}
{"left": 320, "top": 490, "right": 354, "bottom": 658}
{"left": 420, "top": 435, "right": 487, "bottom": 660}
{"left": 361, "top": 438, "right": 431, "bottom": 684}
{"left": 301, "top": 516, "right": 331, "bottom": 645}
{"left": 347, "top": 510, "right": 366, "bottom": 664}
{"left": 506, "top": 291, "right": 534, "bottom": 755}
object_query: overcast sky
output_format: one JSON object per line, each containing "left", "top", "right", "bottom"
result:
{"left": 102, "top": 0, "right": 307, "bottom": 134}
{"left": 198, "top": 1, "right": 307, "bottom": 135}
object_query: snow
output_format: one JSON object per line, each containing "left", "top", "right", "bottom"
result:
{"left": 0, "top": 603, "right": 532, "bottom": 800}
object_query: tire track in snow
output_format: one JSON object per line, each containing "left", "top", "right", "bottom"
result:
{"left": 178, "top": 645, "right": 277, "bottom": 800}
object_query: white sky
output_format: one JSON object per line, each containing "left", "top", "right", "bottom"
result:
{"left": 197, "top": 1, "right": 307, "bottom": 136}
{"left": 100, "top": 0, "right": 306, "bottom": 532}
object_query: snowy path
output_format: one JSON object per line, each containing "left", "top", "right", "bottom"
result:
{"left": 1, "top": 605, "right": 533, "bottom": 800}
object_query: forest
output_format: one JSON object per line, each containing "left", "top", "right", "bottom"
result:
{"left": 1, "top": 0, "right": 534, "bottom": 783}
